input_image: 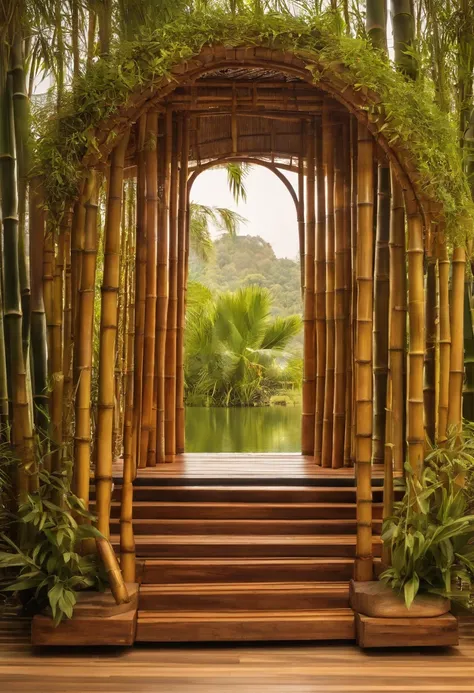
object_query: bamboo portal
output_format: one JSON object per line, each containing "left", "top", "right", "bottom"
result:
{"left": 95, "top": 129, "right": 129, "bottom": 539}
{"left": 332, "top": 129, "right": 346, "bottom": 468}
{"left": 354, "top": 123, "right": 375, "bottom": 582}
{"left": 322, "top": 108, "right": 335, "bottom": 468}
{"left": 302, "top": 118, "right": 315, "bottom": 456}
{"left": 176, "top": 117, "right": 190, "bottom": 454}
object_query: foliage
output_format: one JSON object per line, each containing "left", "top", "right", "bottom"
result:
{"left": 185, "top": 282, "right": 302, "bottom": 406}
{"left": 34, "top": 9, "right": 472, "bottom": 241}
{"left": 189, "top": 202, "right": 246, "bottom": 261}
{"left": 381, "top": 454, "right": 474, "bottom": 610}
{"left": 0, "top": 470, "right": 107, "bottom": 625}
{"left": 190, "top": 234, "right": 302, "bottom": 321}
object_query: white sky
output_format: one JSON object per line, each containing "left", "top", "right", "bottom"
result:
{"left": 190, "top": 166, "right": 299, "bottom": 260}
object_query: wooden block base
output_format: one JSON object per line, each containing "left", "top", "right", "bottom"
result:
{"left": 355, "top": 612, "right": 459, "bottom": 649}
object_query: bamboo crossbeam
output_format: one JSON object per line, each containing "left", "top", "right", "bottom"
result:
{"left": 95, "top": 130, "right": 129, "bottom": 539}
{"left": 301, "top": 118, "right": 316, "bottom": 456}
{"left": 322, "top": 107, "right": 335, "bottom": 468}
{"left": 354, "top": 122, "right": 375, "bottom": 582}
{"left": 314, "top": 118, "right": 326, "bottom": 465}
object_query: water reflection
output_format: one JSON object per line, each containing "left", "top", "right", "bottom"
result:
{"left": 185, "top": 405, "right": 302, "bottom": 453}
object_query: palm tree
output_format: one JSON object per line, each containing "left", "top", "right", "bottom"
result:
{"left": 185, "top": 283, "right": 302, "bottom": 406}
{"left": 189, "top": 203, "right": 246, "bottom": 261}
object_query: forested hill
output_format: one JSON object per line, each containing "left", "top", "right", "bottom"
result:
{"left": 189, "top": 235, "right": 302, "bottom": 318}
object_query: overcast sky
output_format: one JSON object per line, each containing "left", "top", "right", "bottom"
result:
{"left": 191, "top": 166, "right": 299, "bottom": 260}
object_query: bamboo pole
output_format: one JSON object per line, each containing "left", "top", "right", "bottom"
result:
{"left": 343, "top": 123, "right": 353, "bottom": 467}
{"left": 373, "top": 159, "right": 391, "bottom": 466}
{"left": 156, "top": 110, "right": 172, "bottom": 463}
{"left": 95, "top": 130, "right": 129, "bottom": 539}
{"left": 354, "top": 123, "right": 375, "bottom": 582}
{"left": 447, "top": 246, "right": 466, "bottom": 432}
{"left": 132, "top": 117, "right": 147, "bottom": 471}
{"left": 96, "top": 538, "right": 130, "bottom": 604}
{"left": 302, "top": 118, "right": 315, "bottom": 456}
{"left": 73, "top": 170, "right": 100, "bottom": 506}
{"left": 350, "top": 118, "right": 358, "bottom": 466}
{"left": 176, "top": 116, "right": 190, "bottom": 454}
{"left": 314, "top": 118, "right": 326, "bottom": 464}
{"left": 322, "top": 107, "right": 335, "bottom": 467}
{"left": 51, "top": 215, "right": 68, "bottom": 473}
{"left": 437, "top": 235, "right": 451, "bottom": 442}
{"left": 122, "top": 183, "right": 136, "bottom": 481}
{"left": 406, "top": 197, "right": 425, "bottom": 478}
{"left": 298, "top": 132, "right": 305, "bottom": 297}
{"left": 332, "top": 128, "right": 345, "bottom": 468}
{"left": 165, "top": 118, "right": 180, "bottom": 459}
{"left": 139, "top": 111, "right": 158, "bottom": 468}
{"left": 387, "top": 172, "right": 406, "bottom": 472}
{"left": 424, "top": 254, "right": 437, "bottom": 444}
{"left": 29, "top": 179, "right": 49, "bottom": 439}
{"left": 71, "top": 186, "right": 87, "bottom": 368}
{"left": 62, "top": 217, "right": 73, "bottom": 454}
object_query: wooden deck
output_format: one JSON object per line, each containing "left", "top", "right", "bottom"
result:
{"left": 111, "top": 454, "right": 392, "bottom": 484}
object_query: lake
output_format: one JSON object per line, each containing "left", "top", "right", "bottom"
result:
{"left": 185, "top": 405, "right": 302, "bottom": 453}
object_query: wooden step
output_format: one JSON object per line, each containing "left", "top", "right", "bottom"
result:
{"left": 141, "top": 557, "right": 356, "bottom": 583}
{"left": 114, "top": 534, "right": 382, "bottom": 559}
{"left": 139, "top": 581, "right": 350, "bottom": 611}
{"left": 107, "top": 485, "right": 386, "bottom": 503}
{"left": 136, "top": 608, "right": 355, "bottom": 642}
{"left": 106, "top": 501, "right": 384, "bottom": 521}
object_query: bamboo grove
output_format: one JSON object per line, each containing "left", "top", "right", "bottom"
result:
{"left": 0, "top": 5, "right": 473, "bottom": 589}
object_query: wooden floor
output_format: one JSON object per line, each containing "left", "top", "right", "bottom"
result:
{"left": 112, "top": 454, "right": 391, "bottom": 483}
{"left": 2, "top": 621, "right": 474, "bottom": 693}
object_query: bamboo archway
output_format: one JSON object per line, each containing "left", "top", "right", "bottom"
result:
{"left": 32, "top": 30, "right": 469, "bottom": 585}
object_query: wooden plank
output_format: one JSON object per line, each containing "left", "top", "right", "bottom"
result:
{"left": 355, "top": 613, "right": 459, "bottom": 648}
{"left": 31, "top": 609, "right": 137, "bottom": 647}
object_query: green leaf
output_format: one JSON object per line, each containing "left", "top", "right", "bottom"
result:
{"left": 404, "top": 574, "right": 420, "bottom": 609}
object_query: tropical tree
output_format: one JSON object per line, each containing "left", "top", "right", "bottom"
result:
{"left": 185, "top": 282, "right": 302, "bottom": 406}
{"left": 189, "top": 203, "right": 246, "bottom": 261}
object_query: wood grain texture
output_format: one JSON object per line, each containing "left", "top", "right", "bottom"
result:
{"left": 31, "top": 609, "right": 136, "bottom": 647}
{"left": 355, "top": 612, "right": 459, "bottom": 648}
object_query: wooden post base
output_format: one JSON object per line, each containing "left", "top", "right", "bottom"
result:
{"left": 31, "top": 583, "right": 138, "bottom": 647}
{"left": 355, "top": 612, "right": 459, "bottom": 648}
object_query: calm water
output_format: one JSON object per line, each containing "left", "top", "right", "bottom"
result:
{"left": 185, "top": 405, "right": 302, "bottom": 453}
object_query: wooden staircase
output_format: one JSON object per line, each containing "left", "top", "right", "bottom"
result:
{"left": 106, "top": 476, "right": 384, "bottom": 643}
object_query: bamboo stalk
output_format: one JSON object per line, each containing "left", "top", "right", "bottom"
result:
{"left": 314, "top": 118, "right": 326, "bottom": 465}
{"left": 176, "top": 116, "right": 190, "bottom": 454}
{"left": 447, "top": 246, "right": 466, "bottom": 432}
{"left": 354, "top": 123, "right": 375, "bottom": 582}
{"left": 132, "top": 117, "right": 147, "bottom": 471}
{"left": 406, "top": 198, "right": 425, "bottom": 478}
{"left": 437, "top": 234, "right": 451, "bottom": 443}
{"left": 156, "top": 110, "right": 172, "bottom": 464}
{"left": 73, "top": 171, "right": 100, "bottom": 506}
{"left": 71, "top": 186, "right": 87, "bottom": 368}
{"left": 62, "top": 216, "right": 73, "bottom": 455}
{"left": 387, "top": 171, "right": 406, "bottom": 473}
{"left": 122, "top": 182, "right": 136, "bottom": 481}
{"left": 95, "top": 130, "right": 129, "bottom": 539}
{"left": 332, "top": 128, "right": 345, "bottom": 469}
{"left": 424, "top": 254, "right": 437, "bottom": 444}
{"left": 302, "top": 118, "right": 315, "bottom": 456}
{"left": 96, "top": 538, "right": 130, "bottom": 604}
{"left": 139, "top": 111, "right": 158, "bottom": 468}
{"left": 350, "top": 118, "right": 358, "bottom": 466}
{"left": 165, "top": 117, "right": 180, "bottom": 459}
{"left": 343, "top": 123, "right": 353, "bottom": 467}
{"left": 298, "top": 133, "right": 305, "bottom": 297}
{"left": 373, "top": 159, "right": 391, "bottom": 466}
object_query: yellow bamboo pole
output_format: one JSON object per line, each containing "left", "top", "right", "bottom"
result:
{"left": 405, "top": 197, "right": 425, "bottom": 478}
{"left": 156, "top": 109, "right": 172, "bottom": 463}
{"left": 437, "top": 234, "right": 451, "bottom": 443}
{"left": 350, "top": 118, "right": 358, "bottom": 467}
{"left": 332, "top": 127, "right": 345, "bottom": 468}
{"left": 424, "top": 252, "right": 437, "bottom": 445}
{"left": 73, "top": 171, "right": 99, "bottom": 505}
{"left": 165, "top": 117, "right": 180, "bottom": 459}
{"left": 447, "top": 246, "right": 466, "bottom": 432}
{"left": 132, "top": 116, "right": 147, "bottom": 471}
{"left": 298, "top": 131, "right": 305, "bottom": 297}
{"left": 354, "top": 122, "right": 375, "bottom": 582}
{"left": 95, "top": 129, "right": 129, "bottom": 539}
{"left": 51, "top": 213, "right": 68, "bottom": 473}
{"left": 302, "top": 118, "right": 315, "bottom": 456}
{"left": 322, "top": 107, "right": 335, "bottom": 468}
{"left": 96, "top": 538, "right": 130, "bottom": 604}
{"left": 343, "top": 123, "right": 353, "bottom": 467}
{"left": 314, "top": 118, "right": 326, "bottom": 464}
{"left": 176, "top": 116, "right": 190, "bottom": 454}
{"left": 139, "top": 111, "right": 158, "bottom": 468}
